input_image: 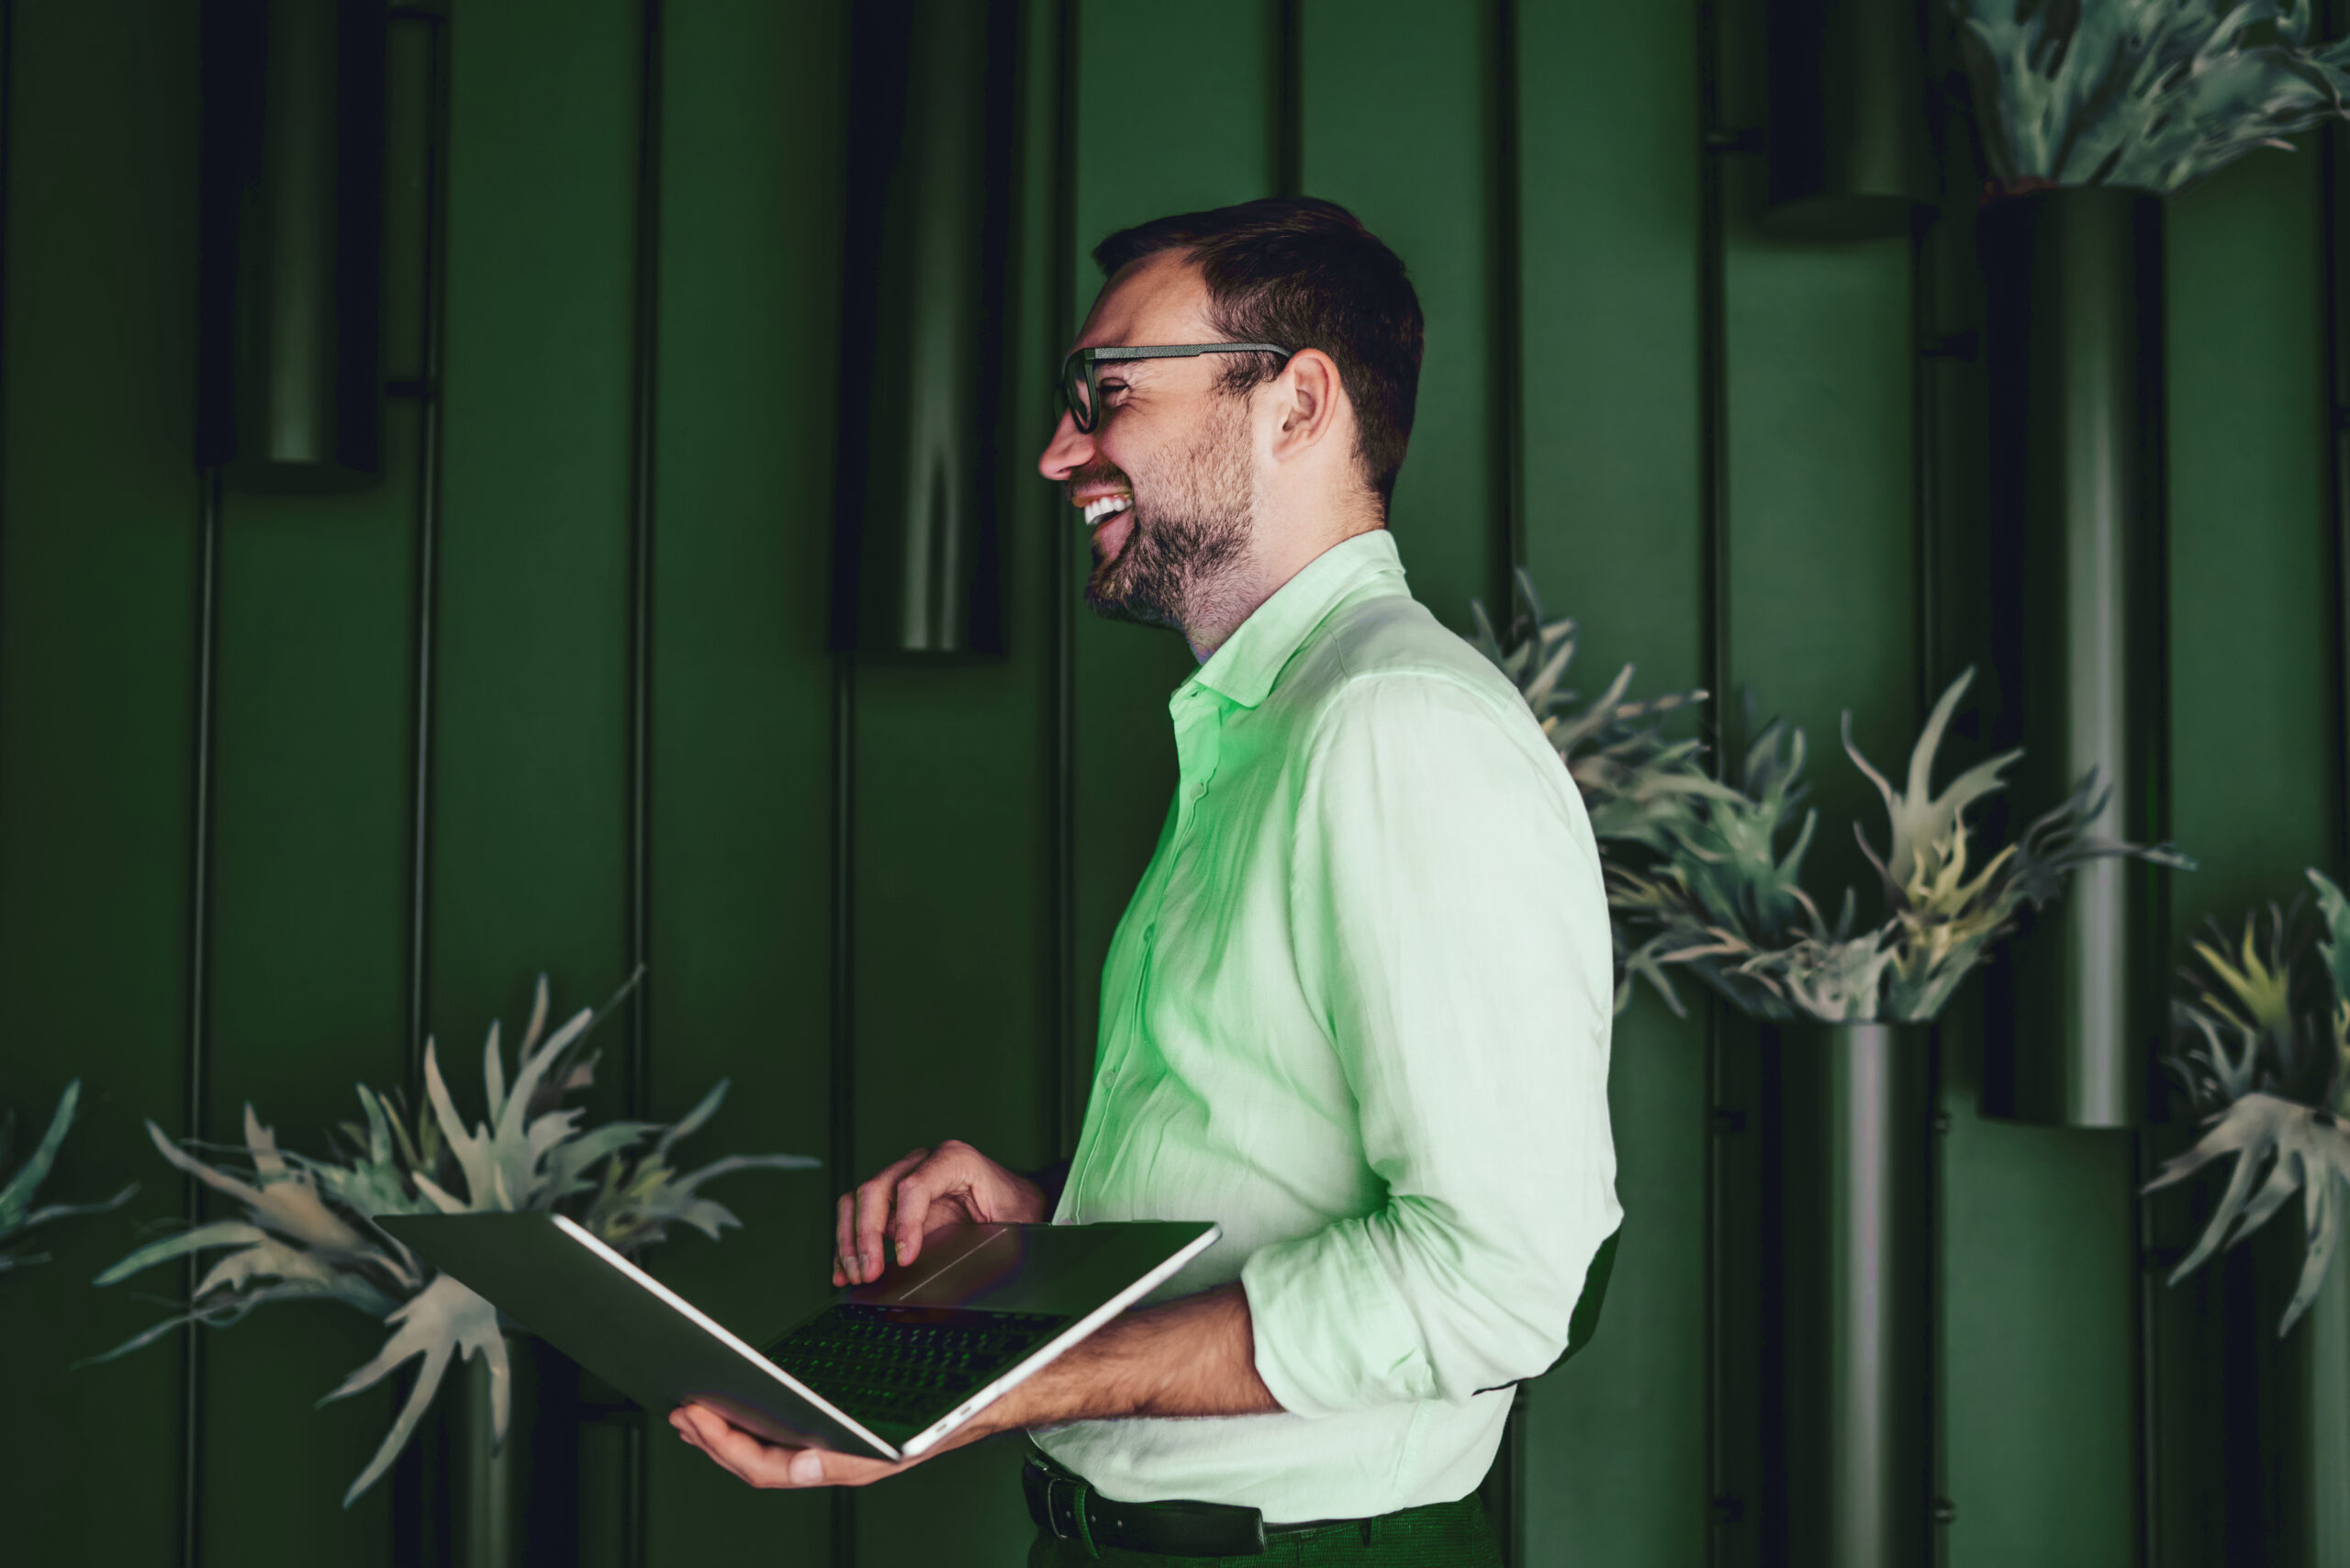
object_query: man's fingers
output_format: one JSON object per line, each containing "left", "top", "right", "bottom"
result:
{"left": 848, "top": 1148, "right": 929, "bottom": 1283}
{"left": 890, "top": 1159, "right": 958, "bottom": 1271}
{"left": 833, "top": 1191, "right": 856, "bottom": 1287}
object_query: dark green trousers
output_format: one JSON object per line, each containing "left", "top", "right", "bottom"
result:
{"left": 1026, "top": 1494, "right": 1503, "bottom": 1567}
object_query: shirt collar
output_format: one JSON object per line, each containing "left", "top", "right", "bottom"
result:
{"left": 1190, "top": 529, "right": 1407, "bottom": 710}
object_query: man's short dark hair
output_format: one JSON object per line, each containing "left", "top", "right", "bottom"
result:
{"left": 1092, "top": 196, "right": 1424, "bottom": 508}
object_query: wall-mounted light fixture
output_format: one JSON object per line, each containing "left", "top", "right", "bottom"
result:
{"left": 198, "top": 0, "right": 387, "bottom": 491}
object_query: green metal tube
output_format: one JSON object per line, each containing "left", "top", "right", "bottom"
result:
{"left": 1765, "top": 1019, "right": 1933, "bottom": 1568}
{"left": 431, "top": 1334, "right": 577, "bottom": 1568}
{"left": 1761, "top": 0, "right": 1937, "bottom": 240}
{"left": 197, "top": 0, "right": 385, "bottom": 490}
{"left": 830, "top": 0, "right": 1016, "bottom": 658}
{"left": 1975, "top": 187, "right": 2168, "bottom": 1128}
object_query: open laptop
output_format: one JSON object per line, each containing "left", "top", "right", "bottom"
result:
{"left": 378, "top": 1213, "right": 1219, "bottom": 1462}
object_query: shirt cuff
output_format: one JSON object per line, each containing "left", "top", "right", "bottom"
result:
{"left": 1240, "top": 1220, "right": 1437, "bottom": 1419}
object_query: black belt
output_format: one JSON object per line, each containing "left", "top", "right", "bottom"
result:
{"left": 1022, "top": 1454, "right": 1372, "bottom": 1558}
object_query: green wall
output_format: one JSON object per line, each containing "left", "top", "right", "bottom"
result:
{"left": 1, "top": 2, "right": 2342, "bottom": 1565}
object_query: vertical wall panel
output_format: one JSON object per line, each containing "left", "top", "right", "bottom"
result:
{"left": 2144, "top": 143, "right": 2338, "bottom": 1568}
{"left": 197, "top": 419, "right": 420, "bottom": 1565}
{"left": 432, "top": 9, "right": 643, "bottom": 1550}
{"left": 1718, "top": 229, "right": 1915, "bottom": 891}
{"left": 431, "top": 0, "right": 637, "bottom": 1052}
{"left": 1067, "top": 0, "right": 1274, "bottom": 1114}
{"left": 635, "top": 0, "right": 846, "bottom": 1562}
{"left": 1937, "top": 1100, "right": 2140, "bottom": 1566}
{"left": 2165, "top": 154, "right": 2333, "bottom": 924}
{"left": 0, "top": 3, "right": 196, "bottom": 1561}
{"left": 1715, "top": 2, "right": 1921, "bottom": 1563}
{"left": 1515, "top": 0, "right": 1709, "bottom": 1559}
{"left": 1298, "top": 0, "right": 1498, "bottom": 635}
{"left": 848, "top": 0, "right": 1061, "bottom": 1557}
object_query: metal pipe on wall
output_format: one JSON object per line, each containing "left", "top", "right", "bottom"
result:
{"left": 1975, "top": 189, "right": 2169, "bottom": 1128}
{"left": 831, "top": 0, "right": 1019, "bottom": 658}
{"left": 197, "top": 0, "right": 386, "bottom": 490}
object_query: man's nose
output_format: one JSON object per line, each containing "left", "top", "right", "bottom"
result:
{"left": 1037, "top": 409, "right": 1094, "bottom": 484}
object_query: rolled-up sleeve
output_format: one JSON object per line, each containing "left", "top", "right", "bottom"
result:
{"left": 1241, "top": 670, "right": 1621, "bottom": 1418}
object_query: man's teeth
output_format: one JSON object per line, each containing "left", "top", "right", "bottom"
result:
{"left": 1082, "top": 495, "right": 1132, "bottom": 527}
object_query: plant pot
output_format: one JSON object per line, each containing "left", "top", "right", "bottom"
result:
{"left": 2257, "top": 1226, "right": 2350, "bottom": 1566}
{"left": 1761, "top": 0, "right": 1938, "bottom": 240}
{"left": 1975, "top": 186, "right": 2170, "bottom": 1129}
{"left": 1763, "top": 1019, "right": 1933, "bottom": 1568}
{"left": 420, "top": 1331, "right": 580, "bottom": 1568}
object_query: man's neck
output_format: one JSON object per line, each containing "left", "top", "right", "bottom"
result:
{"left": 1181, "top": 514, "right": 1384, "bottom": 661}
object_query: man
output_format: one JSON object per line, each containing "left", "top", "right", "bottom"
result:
{"left": 674, "top": 196, "right": 1620, "bottom": 1565}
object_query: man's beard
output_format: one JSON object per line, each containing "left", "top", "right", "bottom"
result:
{"left": 1080, "top": 404, "right": 1254, "bottom": 634}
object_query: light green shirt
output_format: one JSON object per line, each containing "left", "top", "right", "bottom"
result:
{"left": 1037, "top": 528, "right": 1621, "bottom": 1523}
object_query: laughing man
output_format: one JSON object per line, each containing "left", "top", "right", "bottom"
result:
{"left": 674, "top": 196, "right": 1621, "bottom": 1568}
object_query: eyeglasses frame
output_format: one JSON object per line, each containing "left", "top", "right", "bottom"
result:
{"left": 1058, "top": 342, "right": 1296, "bottom": 434}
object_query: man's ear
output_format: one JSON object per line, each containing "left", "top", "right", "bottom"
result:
{"left": 1268, "top": 348, "right": 1346, "bottom": 459}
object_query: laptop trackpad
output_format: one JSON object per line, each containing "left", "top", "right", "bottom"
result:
{"left": 845, "top": 1223, "right": 1025, "bottom": 1307}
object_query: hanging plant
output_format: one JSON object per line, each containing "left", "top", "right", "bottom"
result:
{"left": 86, "top": 974, "right": 819, "bottom": 1505}
{"left": 1953, "top": 0, "right": 2350, "bottom": 196}
{"left": 1468, "top": 571, "right": 1718, "bottom": 1012}
{"left": 1, "top": 1080, "right": 134, "bottom": 1271}
{"left": 1606, "top": 669, "right": 2192, "bottom": 1023}
{"left": 2145, "top": 873, "right": 2350, "bottom": 1334}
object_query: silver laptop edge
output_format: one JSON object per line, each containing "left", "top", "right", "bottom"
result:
{"left": 898, "top": 1222, "right": 1224, "bottom": 1458}
{"left": 551, "top": 1214, "right": 901, "bottom": 1460}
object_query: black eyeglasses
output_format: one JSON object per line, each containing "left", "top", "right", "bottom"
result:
{"left": 1058, "top": 342, "right": 1294, "bottom": 433}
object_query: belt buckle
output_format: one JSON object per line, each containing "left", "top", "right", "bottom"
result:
{"left": 1044, "top": 1473, "right": 1088, "bottom": 1543}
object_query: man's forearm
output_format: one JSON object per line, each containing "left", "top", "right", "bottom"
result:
{"left": 980, "top": 1282, "right": 1283, "bottom": 1433}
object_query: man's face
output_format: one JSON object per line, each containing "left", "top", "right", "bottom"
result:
{"left": 1036, "top": 254, "right": 1258, "bottom": 633}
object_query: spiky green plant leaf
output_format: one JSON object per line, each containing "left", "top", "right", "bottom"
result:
{"left": 320, "top": 1272, "right": 506, "bottom": 1506}
{"left": 1609, "top": 668, "right": 2188, "bottom": 1023}
{"left": 2145, "top": 1091, "right": 2350, "bottom": 1334}
{"left": 0, "top": 1080, "right": 136, "bottom": 1271}
{"left": 2151, "top": 879, "right": 2350, "bottom": 1335}
{"left": 1956, "top": 0, "right": 2350, "bottom": 195}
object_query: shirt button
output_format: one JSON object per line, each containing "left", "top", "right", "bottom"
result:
{"left": 1144, "top": 923, "right": 1157, "bottom": 944}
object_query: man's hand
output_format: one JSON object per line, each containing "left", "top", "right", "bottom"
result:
{"left": 668, "top": 1403, "right": 981, "bottom": 1489}
{"left": 834, "top": 1139, "right": 1049, "bottom": 1286}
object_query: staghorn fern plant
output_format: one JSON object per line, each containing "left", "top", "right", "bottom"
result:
{"left": 1608, "top": 668, "right": 2192, "bottom": 1023}
{"left": 89, "top": 973, "right": 818, "bottom": 1505}
{"left": 2144, "top": 872, "right": 2350, "bottom": 1334}
{"left": 1955, "top": 0, "right": 2350, "bottom": 196}
{"left": 1, "top": 1080, "right": 134, "bottom": 1271}
{"left": 1467, "top": 571, "right": 1719, "bottom": 1010}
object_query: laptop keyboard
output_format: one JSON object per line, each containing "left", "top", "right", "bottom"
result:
{"left": 769, "top": 1304, "right": 1067, "bottom": 1430}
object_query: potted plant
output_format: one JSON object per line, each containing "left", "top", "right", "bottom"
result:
{"left": 1953, "top": 0, "right": 2350, "bottom": 1124}
{"left": 1, "top": 1080, "right": 133, "bottom": 1271}
{"left": 2145, "top": 877, "right": 2350, "bottom": 1566}
{"left": 87, "top": 974, "right": 817, "bottom": 1567}
{"left": 1609, "top": 666, "right": 2185, "bottom": 1568}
